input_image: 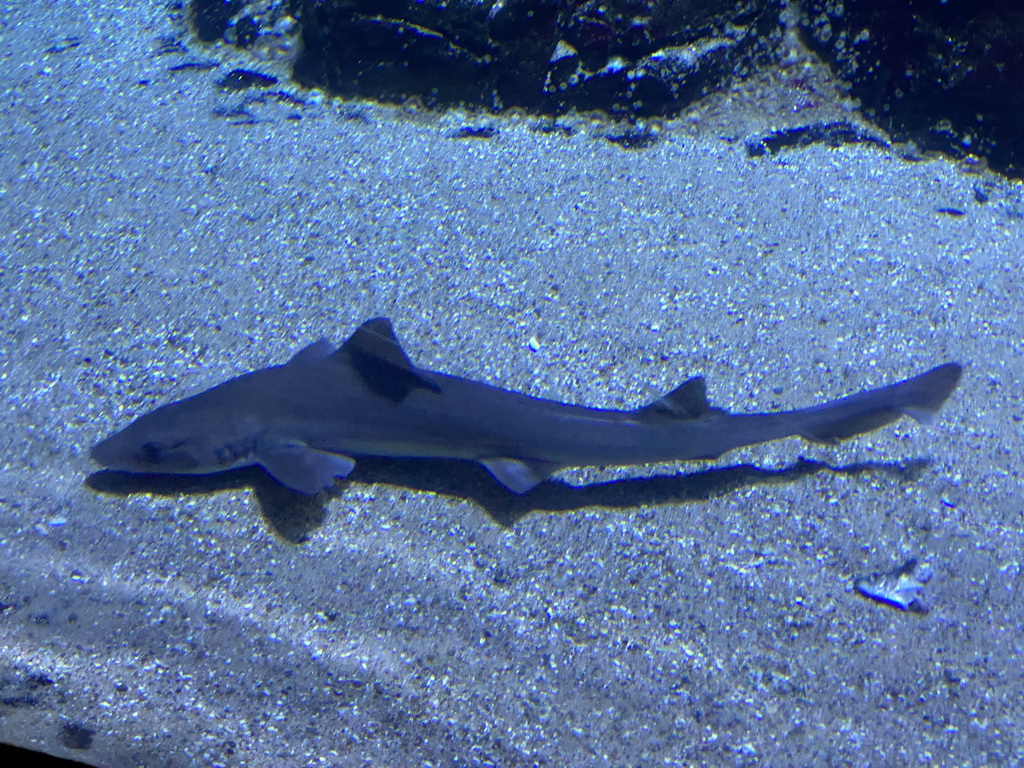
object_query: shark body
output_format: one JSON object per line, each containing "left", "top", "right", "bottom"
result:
{"left": 91, "top": 318, "right": 962, "bottom": 495}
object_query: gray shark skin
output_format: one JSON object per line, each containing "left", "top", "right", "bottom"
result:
{"left": 90, "top": 318, "right": 963, "bottom": 495}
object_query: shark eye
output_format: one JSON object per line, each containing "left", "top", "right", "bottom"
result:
{"left": 139, "top": 442, "right": 163, "bottom": 464}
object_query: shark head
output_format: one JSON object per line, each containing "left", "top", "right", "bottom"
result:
{"left": 91, "top": 395, "right": 255, "bottom": 476}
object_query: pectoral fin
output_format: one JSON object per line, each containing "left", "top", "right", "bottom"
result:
{"left": 256, "top": 444, "right": 356, "bottom": 495}
{"left": 480, "top": 457, "right": 561, "bottom": 494}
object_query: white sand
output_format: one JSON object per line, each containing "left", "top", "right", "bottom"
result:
{"left": 1, "top": 1, "right": 1022, "bottom": 765}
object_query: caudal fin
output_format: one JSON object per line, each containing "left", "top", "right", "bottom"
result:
{"left": 797, "top": 363, "right": 962, "bottom": 445}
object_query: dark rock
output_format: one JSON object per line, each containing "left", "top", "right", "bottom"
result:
{"left": 167, "top": 61, "right": 219, "bottom": 73}
{"left": 216, "top": 68, "right": 279, "bottom": 91}
{"left": 529, "top": 120, "right": 576, "bottom": 137}
{"left": 191, "top": 0, "right": 247, "bottom": 43}
{"left": 234, "top": 14, "right": 262, "bottom": 48}
{"left": 799, "top": 0, "right": 1024, "bottom": 178}
{"left": 746, "top": 121, "right": 888, "bottom": 157}
{"left": 188, "top": 0, "right": 782, "bottom": 116}
{"left": 449, "top": 125, "right": 498, "bottom": 139}
{"left": 59, "top": 722, "right": 95, "bottom": 751}
{"left": 603, "top": 126, "right": 660, "bottom": 150}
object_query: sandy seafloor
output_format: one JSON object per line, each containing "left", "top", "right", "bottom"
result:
{"left": 1, "top": 1, "right": 1023, "bottom": 766}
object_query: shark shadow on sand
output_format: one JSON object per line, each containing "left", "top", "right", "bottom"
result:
{"left": 86, "top": 455, "right": 932, "bottom": 541}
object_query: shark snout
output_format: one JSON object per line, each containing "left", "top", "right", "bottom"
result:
{"left": 90, "top": 435, "right": 119, "bottom": 468}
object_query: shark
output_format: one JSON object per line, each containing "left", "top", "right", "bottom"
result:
{"left": 90, "top": 317, "right": 962, "bottom": 495}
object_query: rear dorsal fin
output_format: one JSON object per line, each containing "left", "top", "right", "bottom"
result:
{"left": 332, "top": 317, "right": 441, "bottom": 402}
{"left": 635, "top": 376, "right": 721, "bottom": 420}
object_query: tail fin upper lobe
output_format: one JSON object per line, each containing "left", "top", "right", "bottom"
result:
{"left": 796, "top": 363, "right": 962, "bottom": 445}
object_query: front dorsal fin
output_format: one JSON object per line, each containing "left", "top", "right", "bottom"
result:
{"left": 635, "top": 376, "right": 721, "bottom": 420}
{"left": 287, "top": 338, "right": 334, "bottom": 365}
{"left": 332, "top": 317, "right": 441, "bottom": 402}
